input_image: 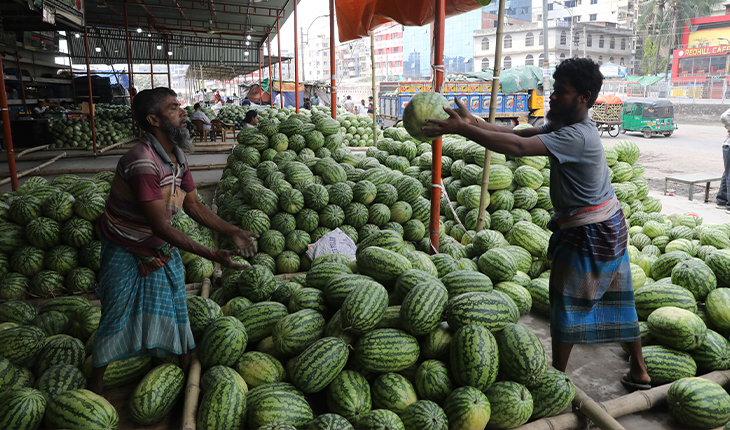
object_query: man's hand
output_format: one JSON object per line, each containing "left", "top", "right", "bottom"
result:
{"left": 452, "top": 97, "right": 478, "bottom": 126}
{"left": 422, "top": 106, "right": 468, "bottom": 138}
{"left": 213, "top": 249, "right": 250, "bottom": 270}
{"left": 232, "top": 229, "right": 259, "bottom": 258}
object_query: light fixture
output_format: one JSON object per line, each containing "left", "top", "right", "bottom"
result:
{"left": 244, "top": 51, "right": 249, "bottom": 56}
{"left": 95, "top": 47, "right": 101, "bottom": 52}
{"left": 246, "top": 41, "right": 250, "bottom": 46}
{"left": 247, "top": 34, "right": 252, "bottom": 41}
{"left": 148, "top": 33, "right": 152, "bottom": 37}
{"left": 75, "top": 33, "right": 80, "bottom": 38}
{"left": 168, "top": 51, "right": 173, "bottom": 56}
{"left": 137, "top": 28, "right": 142, "bottom": 33}
{"left": 157, "top": 45, "right": 162, "bottom": 50}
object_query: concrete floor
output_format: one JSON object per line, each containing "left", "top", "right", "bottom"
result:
{"left": 1, "top": 145, "right": 726, "bottom": 428}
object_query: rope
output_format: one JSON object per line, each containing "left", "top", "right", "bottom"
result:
{"left": 431, "top": 64, "right": 447, "bottom": 94}
{"left": 431, "top": 181, "right": 474, "bottom": 241}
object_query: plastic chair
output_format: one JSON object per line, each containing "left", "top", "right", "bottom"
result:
{"left": 211, "top": 119, "right": 236, "bottom": 142}
{"left": 190, "top": 119, "right": 208, "bottom": 142}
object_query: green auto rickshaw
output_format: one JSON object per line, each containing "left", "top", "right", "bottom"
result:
{"left": 620, "top": 98, "right": 677, "bottom": 138}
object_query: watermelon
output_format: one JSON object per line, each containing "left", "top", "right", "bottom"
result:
{"left": 196, "top": 379, "right": 247, "bottom": 430}
{"left": 44, "top": 245, "right": 78, "bottom": 275}
{"left": 290, "top": 337, "right": 349, "bottom": 393}
{"left": 0, "top": 387, "right": 46, "bottom": 430}
{"left": 25, "top": 217, "right": 61, "bottom": 249}
{"left": 633, "top": 283, "right": 698, "bottom": 320}
{"left": 82, "top": 355, "right": 153, "bottom": 391}
{"left": 399, "top": 400, "right": 448, "bottom": 430}
{"left": 44, "top": 389, "right": 118, "bottom": 430}
{"left": 0, "top": 325, "right": 45, "bottom": 366}
{"left": 239, "top": 265, "right": 277, "bottom": 302}
{"left": 642, "top": 345, "right": 697, "bottom": 385}
{"left": 485, "top": 381, "right": 533, "bottom": 429}
{"left": 341, "top": 283, "right": 389, "bottom": 335}
{"left": 36, "top": 363, "right": 86, "bottom": 401}
{"left": 34, "top": 334, "right": 86, "bottom": 376}
{"left": 647, "top": 306, "right": 706, "bottom": 351}
{"left": 442, "top": 386, "right": 491, "bottom": 430}
{"left": 354, "top": 329, "right": 420, "bottom": 373}
{"left": 446, "top": 291, "right": 519, "bottom": 332}
{"left": 450, "top": 325, "right": 499, "bottom": 392}
{"left": 200, "top": 316, "right": 248, "bottom": 368}
{"left": 356, "top": 246, "right": 412, "bottom": 286}
{"left": 235, "top": 352, "right": 286, "bottom": 388}
{"left": 667, "top": 377, "right": 730, "bottom": 429}
{"left": 495, "top": 323, "right": 548, "bottom": 386}
{"left": 186, "top": 295, "right": 223, "bottom": 339}
{"left": 247, "top": 389, "right": 314, "bottom": 429}
{"left": 371, "top": 372, "right": 418, "bottom": 414}
{"left": 235, "top": 301, "right": 288, "bottom": 343}
{"left": 400, "top": 282, "right": 448, "bottom": 336}
{"left": 402, "top": 92, "right": 450, "bottom": 142}
{"left": 690, "top": 329, "right": 730, "bottom": 373}
{"left": 355, "top": 409, "right": 405, "bottom": 430}
{"left": 309, "top": 414, "right": 355, "bottom": 430}
{"left": 527, "top": 369, "right": 575, "bottom": 420}
{"left": 326, "top": 370, "right": 372, "bottom": 422}
{"left": 272, "top": 309, "right": 325, "bottom": 355}
{"left": 42, "top": 191, "right": 76, "bottom": 223}
{"left": 414, "top": 359, "right": 454, "bottom": 404}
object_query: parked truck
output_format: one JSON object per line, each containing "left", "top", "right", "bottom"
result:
{"left": 378, "top": 80, "right": 545, "bottom": 128}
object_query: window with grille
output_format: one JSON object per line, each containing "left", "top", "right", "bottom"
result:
{"left": 504, "top": 35, "right": 512, "bottom": 49}
{"left": 481, "top": 58, "right": 490, "bottom": 70}
{"left": 599, "top": 35, "right": 604, "bottom": 48}
{"left": 610, "top": 36, "right": 615, "bottom": 49}
{"left": 482, "top": 37, "right": 489, "bottom": 50}
{"left": 621, "top": 38, "right": 626, "bottom": 50}
{"left": 504, "top": 56, "right": 512, "bottom": 68}
{"left": 525, "top": 33, "right": 534, "bottom": 47}
{"left": 587, "top": 34, "right": 592, "bottom": 47}
{"left": 539, "top": 32, "right": 544, "bottom": 45}
{"left": 525, "top": 54, "right": 534, "bottom": 66}
{"left": 560, "top": 31, "right": 567, "bottom": 45}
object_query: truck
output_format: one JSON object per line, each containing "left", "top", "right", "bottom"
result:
{"left": 378, "top": 80, "right": 545, "bottom": 128}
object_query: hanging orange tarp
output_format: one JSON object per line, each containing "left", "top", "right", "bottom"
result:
{"left": 335, "top": 0, "right": 490, "bottom": 42}
{"left": 595, "top": 95, "right": 623, "bottom": 105}
{"left": 272, "top": 81, "right": 306, "bottom": 92}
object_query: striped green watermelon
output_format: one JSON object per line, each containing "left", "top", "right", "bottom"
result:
{"left": 235, "top": 352, "right": 286, "bottom": 388}
{"left": 9, "top": 195, "right": 42, "bottom": 226}
{"left": 647, "top": 306, "right": 706, "bottom": 351}
{"left": 690, "top": 329, "right": 730, "bottom": 373}
{"left": 485, "top": 381, "right": 533, "bottom": 429}
{"left": 0, "top": 325, "right": 45, "bottom": 366}
{"left": 354, "top": 329, "right": 419, "bottom": 373}
{"left": 234, "top": 301, "right": 288, "bottom": 342}
{"left": 38, "top": 296, "right": 91, "bottom": 317}
{"left": 44, "top": 389, "right": 118, "bottom": 430}
{"left": 33, "top": 310, "right": 69, "bottom": 337}
{"left": 494, "top": 282, "right": 532, "bottom": 315}
{"left": 400, "top": 282, "right": 448, "bottom": 336}
{"left": 0, "top": 387, "right": 46, "bottom": 430}
{"left": 239, "top": 265, "right": 277, "bottom": 302}
{"left": 35, "top": 363, "right": 86, "bottom": 401}
{"left": 450, "top": 325, "right": 499, "bottom": 392}
{"left": 272, "top": 309, "right": 325, "bottom": 356}
{"left": 495, "top": 323, "right": 548, "bottom": 386}
{"left": 527, "top": 369, "right": 575, "bottom": 420}
{"left": 420, "top": 323, "right": 453, "bottom": 361}
{"left": 0, "top": 272, "right": 27, "bottom": 301}
{"left": 326, "top": 369, "right": 372, "bottom": 422}
{"left": 446, "top": 291, "right": 519, "bottom": 332}
{"left": 355, "top": 409, "right": 405, "bottom": 430}
{"left": 25, "top": 217, "right": 60, "bottom": 249}
{"left": 414, "top": 359, "right": 453, "bottom": 405}
{"left": 200, "top": 316, "right": 248, "bottom": 368}
{"left": 669, "top": 378, "right": 730, "bottom": 429}
{"left": 187, "top": 295, "right": 223, "bottom": 339}
{"left": 65, "top": 267, "right": 96, "bottom": 294}
{"left": 290, "top": 337, "right": 348, "bottom": 393}
{"left": 509, "top": 221, "right": 550, "bottom": 258}
{"left": 442, "top": 386, "right": 491, "bottom": 430}
{"left": 44, "top": 245, "right": 78, "bottom": 276}
{"left": 247, "top": 389, "right": 314, "bottom": 429}
{"left": 642, "top": 345, "right": 697, "bottom": 385}
{"left": 371, "top": 372, "right": 418, "bottom": 414}
{"left": 309, "top": 414, "right": 355, "bottom": 430}
{"left": 73, "top": 191, "right": 105, "bottom": 222}
{"left": 60, "top": 217, "right": 94, "bottom": 249}
{"left": 0, "top": 222, "right": 27, "bottom": 254}
{"left": 356, "top": 229, "right": 405, "bottom": 257}
{"left": 478, "top": 248, "right": 517, "bottom": 283}
{"left": 34, "top": 334, "right": 86, "bottom": 376}
{"left": 0, "top": 357, "right": 14, "bottom": 393}
{"left": 129, "top": 364, "right": 185, "bottom": 425}
{"left": 402, "top": 92, "right": 450, "bottom": 142}
{"left": 399, "top": 400, "right": 448, "bottom": 430}
{"left": 706, "top": 249, "right": 730, "bottom": 287}
{"left": 10, "top": 246, "right": 45, "bottom": 278}
{"left": 341, "top": 282, "right": 388, "bottom": 335}
{"left": 430, "top": 253, "right": 459, "bottom": 278}
{"left": 356, "top": 246, "right": 412, "bottom": 286}
{"left": 633, "top": 283, "right": 697, "bottom": 320}
{"left": 42, "top": 192, "right": 76, "bottom": 223}
{"left": 82, "top": 355, "right": 153, "bottom": 390}
{"left": 196, "top": 379, "right": 247, "bottom": 430}
{"left": 200, "top": 364, "right": 248, "bottom": 393}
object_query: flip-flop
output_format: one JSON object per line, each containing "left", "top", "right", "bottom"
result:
{"left": 620, "top": 372, "right": 651, "bottom": 393}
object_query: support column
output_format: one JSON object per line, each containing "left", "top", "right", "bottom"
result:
{"left": 428, "top": 0, "right": 446, "bottom": 254}
{"left": 329, "top": 0, "right": 336, "bottom": 119}
{"left": 267, "top": 36, "right": 273, "bottom": 107}
{"left": 83, "top": 26, "right": 98, "bottom": 153}
{"left": 66, "top": 35, "right": 78, "bottom": 104}
{"left": 277, "top": 16, "right": 283, "bottom": 108}
{"left": 149, "top": 37, "right": 155, "bottom": 89}
{"left": 124, "top": 0, "right": 134, "bottom": 105}
{"left": 15, "top": 52, "right": 27, "bottom": 113}
{"left": 0, "top": 54, "right": 19, "bottom": 190}
{"left": 166, "top": 40, "right": 171, "bottom": 88}
{"left": 371, "top": 33, "right": 377, "bottom": 147}
{"left": 294, "top": 0, "right": 300, "bottom": 113}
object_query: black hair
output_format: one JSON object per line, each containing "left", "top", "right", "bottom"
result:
{"left": 244, "top": 110, "right": 258, "bottom": 123}
{"left": 552, "top": 58, "right": 603, "bottom": 107}
{"left": 346, "top": 95, "right": 351, "bottom": 99}
{"left": 193, "top": 103, "right": 201, "bottom": 110}
{"left": 132, "top": 87, "right": 178, "bottom": 132}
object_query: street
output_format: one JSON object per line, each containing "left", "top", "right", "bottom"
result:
{"left": 601, "top": 122, "right": 724, "bottom": 200}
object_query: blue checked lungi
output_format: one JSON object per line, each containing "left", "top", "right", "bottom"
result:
{"left": 92, "top": 238, "right": 195, "bottom": 367}
{"left": 548, "top": 209, "right": 641, "bottom": 344}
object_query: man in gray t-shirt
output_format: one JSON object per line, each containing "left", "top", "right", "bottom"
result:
{"left": 423, "top": 58, "right": 651, "bottom": 392}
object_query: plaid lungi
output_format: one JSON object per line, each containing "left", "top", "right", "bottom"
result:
{"left": 548, "top": 210, "right": 640, "bottom": 344}
{"left": 92, "top": 238, "right": 195, "bottom": 367}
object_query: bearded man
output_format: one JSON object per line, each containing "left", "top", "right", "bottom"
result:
{"left": 422, "top": 58, "right": 651, "bottom": 391}
{"left": 89, "top": 88, "right": 258, "bottom": 394}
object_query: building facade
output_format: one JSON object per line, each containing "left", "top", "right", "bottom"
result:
{"left": 303, "top": 34, "right": 331, "bottom": 82}
{"left": 672, "top": 15, "right": 730, "bottom": 89}
{"left": 336, "top": 38, "right": 370, "bottom": 80}
{"left": 373, "top": 22, "right": 404, "bottom": 81}
{"left": 482, "top": 0, "right": 533, "bottom": 22}
{"left": 532, "top": 0, "right": 638, "bottom": 30}
{"left": 473, "top": 22, "right": 635, "bottom": 71}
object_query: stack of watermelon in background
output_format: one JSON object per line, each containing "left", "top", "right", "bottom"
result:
{"left": 2, "top": 99, "right": 730, "bottom": 429}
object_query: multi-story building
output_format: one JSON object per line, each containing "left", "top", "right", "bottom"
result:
{"left": 373, "top": 22, "right": 404, "bottom": 81}
{"left": 532, "top": 0, "right": 638, "bottom": 30}
{"left": 482, "top": 0, "right": 533, "bottom": 22}
{"left": 303, "top": 34, "right": 331, "bottom": 82}
{"left": 473, "top": 22, "right": 635, "bottom": 71}
{"left": 336, "top": 38, "right": 370, "bottom": 80}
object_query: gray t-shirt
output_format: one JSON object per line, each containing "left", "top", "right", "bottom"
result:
{"left": 538, "top": 120, "right": 614, "bottom": 219}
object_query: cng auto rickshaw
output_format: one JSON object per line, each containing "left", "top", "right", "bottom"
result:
{"left": 620, "top": 98, "right": 677, "bottom": 138}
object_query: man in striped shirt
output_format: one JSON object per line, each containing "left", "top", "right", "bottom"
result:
{"left": 89, "top": 87, "right": 258, "bottom": 395}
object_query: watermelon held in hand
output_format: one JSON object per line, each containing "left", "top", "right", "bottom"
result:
{"left": 402, "top": 92, "right": 450, "bottom": 142}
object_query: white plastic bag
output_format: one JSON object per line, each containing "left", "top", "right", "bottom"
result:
{"left": 305, "top": 228, "right": 357, "bottom": 262}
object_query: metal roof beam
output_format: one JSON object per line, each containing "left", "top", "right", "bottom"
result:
{"left": 100, "top": 0, "right": 286, "bottom": 17}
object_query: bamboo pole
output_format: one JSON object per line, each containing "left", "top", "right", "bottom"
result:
{"left": 571, "top": 387, "right": 625, "bottom": 430}
{"left": 371, "top": 33, "right": 378, "bottom": 148}
{"left": 428, "top": 0, "right": 446, "bottom": 254}
{"left": 16, "top": 145, "right": 49, "bottom": 159}
{"left": 181, "top": 350, "right": 202, "bottom": 430}
{"left": 0, "top": 153, "right": 66, "bottom": 186}
{"left": 97, "top": 141, "right": 127, "bottom": 154}
{"left": 475, "top": 0, "right": 506, "bottom": 233}
{"left": 514, "top": 370, "right": 730, "bottom": 430}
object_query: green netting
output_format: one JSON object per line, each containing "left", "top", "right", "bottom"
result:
{"left": 455, "top": 66, "right": 549, "bottom": 94}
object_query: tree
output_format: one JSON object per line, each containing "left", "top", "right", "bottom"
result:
{"left": 639, "top": 37, "right": 667, "bottom": 75}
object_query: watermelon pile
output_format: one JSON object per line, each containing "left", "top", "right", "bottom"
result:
{"left": 48, "top": 104, "right": 135, "bottom": 150}
{"left": 0, "top": 172, "right": 214, "bottom": 300}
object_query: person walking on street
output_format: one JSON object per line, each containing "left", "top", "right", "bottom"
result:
{"left": 344, "top": 95, "right": 354, "bottom": 113}
{"left": 203, "top": 89, "right": 210, "bottom": 106}
{"left": 368, "top": 96, "right": 374, "bottom": 114}
{"left": 89, "top": 88, "right": 258, "bottom": 395}
{"left": 716, "top": 107, "right": 730, "bottom": 212}
{"left": 422, "top": 58, "right": 651, "bottom": 392}
{"left": 356, "top": 99, "right": 368, "bottom": 116}
{"left": 197, "top": 89, "right": 205, "bottom": 105}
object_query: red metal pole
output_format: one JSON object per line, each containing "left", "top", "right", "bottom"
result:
{"left": 277, "top": 16, "right": 283, "bottom": 108}
{"left": 429, "top": 0, "right": 446, "bottom": 254}
{"left": 83, "top": 26, "right": 98, "bottom": 153}
{"left": 329, "top": 0, "right": 336, "bottom": 119}
{"left": 294, "top": 0, "right": 300, "bottom": 113}
{"left": 0, "top": 55, "right": 19, "bottom": 190}
{"left": 66, "top": 37, "right": 78, "bottom": 105}
{"left": 124, "top": 0, "right": 134, "bottom": 105}
{"left": 14, "top": 52, "right": 28, "bottom": 113}
{"left": 258, "top": 45, "right": 262, "bottom": 90}
{"left": 267, "top": 36, "right": 273, "bottom": 107}
{"left": 149, "top": 37, "right": 155, "bottom": 89}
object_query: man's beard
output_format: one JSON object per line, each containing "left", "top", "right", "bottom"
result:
{"left": 160, "top": 117, "right": 195, "bottom": 151}
{"left": 546, "top": 100, "right": 579, "bottom": 128}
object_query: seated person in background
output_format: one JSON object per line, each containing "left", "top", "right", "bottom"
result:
{"left": 303, "top": 98, "right": 312, "bottom": 110}
{"left": 243, "top": 110, "right": 258, "bottom": 129}
{"left": 188, "top": 103, "right": 215, "bottom": 141}
{"left": 32, "top": 100, "right": 48, "bottom": 117}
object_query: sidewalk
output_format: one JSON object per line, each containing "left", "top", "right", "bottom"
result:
{"left": 649, "top": 189, "right": 728, "bottom": 225}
